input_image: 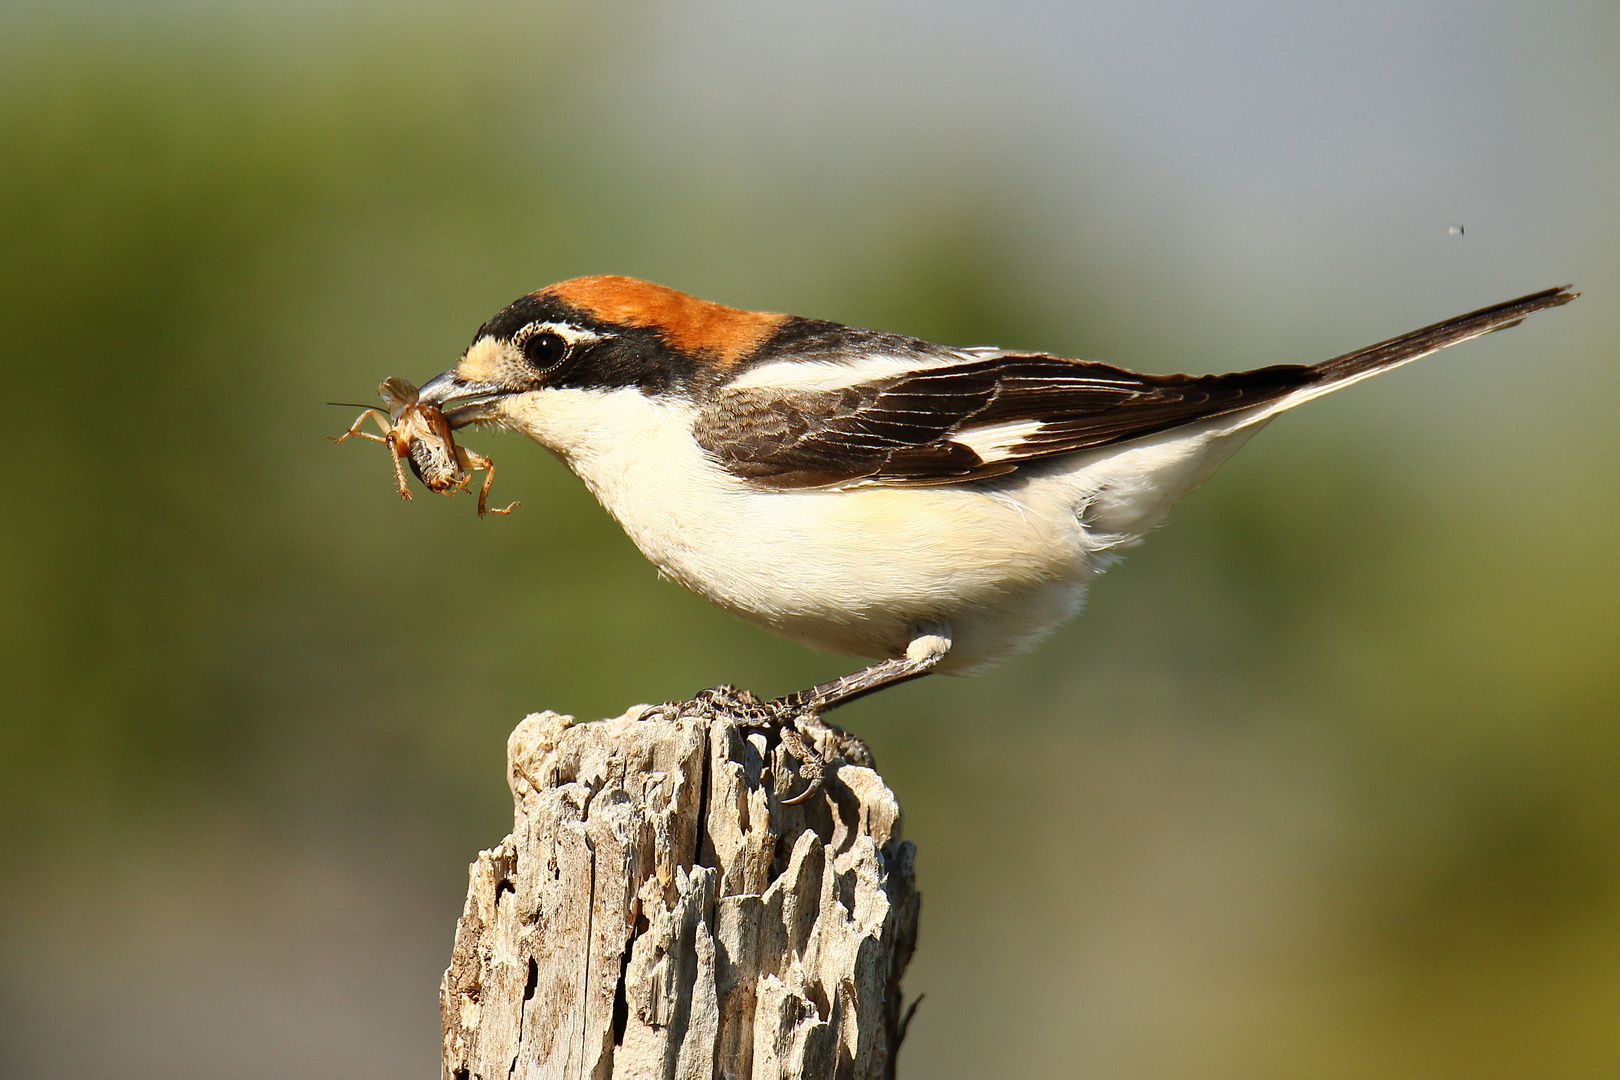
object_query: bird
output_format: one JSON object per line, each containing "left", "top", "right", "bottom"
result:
{"left": 414, "top": 276, "right": 1576, "bottom": 715}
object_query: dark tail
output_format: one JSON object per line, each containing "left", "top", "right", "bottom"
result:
{"left": 1312, "top": 285, "right": 1579, "bottom": 384}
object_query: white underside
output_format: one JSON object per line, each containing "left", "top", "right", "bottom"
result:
{"left": 498, "top": 385, "right": 1322, "bottom": 674}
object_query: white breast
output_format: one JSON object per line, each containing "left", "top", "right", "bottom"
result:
{"left": 501, "top": 386, "right": 1279, "bottom": 672}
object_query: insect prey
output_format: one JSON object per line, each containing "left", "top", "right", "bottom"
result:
{"left": 330, "top": 377, "right": 517, "bottom": 516}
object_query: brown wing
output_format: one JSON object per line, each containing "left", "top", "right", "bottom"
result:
{"left": 694, "top": 286, "right": 1577, "bottom": 490}
{"left": 695, "top": 356, "right": 1317, "bottom": 489}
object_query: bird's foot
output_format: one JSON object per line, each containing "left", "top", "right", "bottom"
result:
{"left": 775, "top": 722, "right": 826, "bottom": 805}
{"left": 677, "top": 685, "right": 873, "bottom": 804}
{"left": 689, "top": 684, "right": 781, "bottom": 723}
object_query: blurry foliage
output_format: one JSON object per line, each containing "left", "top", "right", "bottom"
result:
{"left": 0, "top": 15, "right": 583, "bottom": 847}
{"left": 0, "top": 7, "right": 1618, "bottom": 1078}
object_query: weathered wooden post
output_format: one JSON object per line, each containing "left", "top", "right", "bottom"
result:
{"left": 440, "top": 695, "right": 921, "bottom": 1079}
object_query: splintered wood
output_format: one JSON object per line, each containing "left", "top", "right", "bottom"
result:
{"left": 441, "top": 707, "right": 921, "bottom": 1080}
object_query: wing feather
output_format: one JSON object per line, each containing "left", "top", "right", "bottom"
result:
{"left": 693, "top": 286, "right": 1576, "bottom": 489}
{"left": 694, "top": 352, "right": 1315, "bottom": 488}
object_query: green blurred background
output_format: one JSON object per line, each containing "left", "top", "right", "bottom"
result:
{"left": 1, "top": 1, "right": 1616, "bottom": 1075}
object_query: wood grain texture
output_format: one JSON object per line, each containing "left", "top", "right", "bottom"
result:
{"left": 441, "top": 704, "right": 920, "bottom": 1080}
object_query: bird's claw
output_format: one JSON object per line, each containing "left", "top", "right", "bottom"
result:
{"left": 776, "top": 723, "right": 826, "bottom": 805}
{"left": 682, "top": 685, "right": 859, "bottom": 805}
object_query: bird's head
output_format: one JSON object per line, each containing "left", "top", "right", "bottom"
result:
{"left": 416, "top": 276, "right": 788, "bottom": 429}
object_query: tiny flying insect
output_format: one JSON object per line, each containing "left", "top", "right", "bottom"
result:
{"left": 330, "top": 376, "right": 517, "bottom": 516}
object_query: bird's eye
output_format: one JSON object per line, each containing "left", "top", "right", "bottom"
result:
{"left": 522, "top": 331, "right": 568, "bottom": 369}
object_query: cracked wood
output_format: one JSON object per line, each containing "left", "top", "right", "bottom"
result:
{"left": 441, "top": 704, "right": 921, "bottom": 1080}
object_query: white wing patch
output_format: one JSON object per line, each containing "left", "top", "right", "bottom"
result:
{"left": 727, "top": 352, "right": 958, "bottom": 393}
{"left": 956, "top": 419, "right": 1046, "bottom": 462}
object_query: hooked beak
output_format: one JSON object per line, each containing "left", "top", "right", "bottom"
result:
{"left": 417, "top": 370, "right": 504, "bottom": 429}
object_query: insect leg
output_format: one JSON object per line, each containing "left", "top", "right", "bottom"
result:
{"left": 383, "top": 431, "right": 414, "bottom": 501}
{"left": 328, "top": 409, "right": 391, "bottom": 445}
{"left": 457, "top": 447, "right": 518, "bottom": 516}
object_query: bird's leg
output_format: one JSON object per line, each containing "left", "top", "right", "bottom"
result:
{"left": 678, "top": 626, "right": 951, "bottom": 804}
{"left": 769, "top": 623, "right": 952, "bottom": 804}
{"left": 773, "top": 623, "right": 953, "bottom": 713}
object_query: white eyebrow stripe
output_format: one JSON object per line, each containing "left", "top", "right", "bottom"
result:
{"left": 956, "top": 419, "right": 1046, "bottom": 461}
{"left": 726, "top": 353, "right": 960, "bottom": 392}
{"left": 523, "top": 321, "right": 604, "bottom": 347}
